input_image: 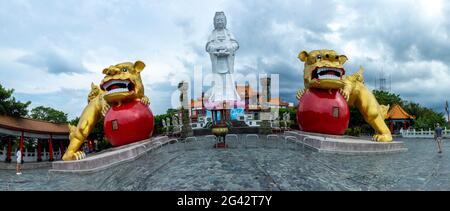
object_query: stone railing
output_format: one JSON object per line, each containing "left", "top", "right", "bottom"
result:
{"left": 400, "top": 128, "right": 450, "bottom": 139}
{"left": 0, "top": 147, "right": 62, "bottom": 162}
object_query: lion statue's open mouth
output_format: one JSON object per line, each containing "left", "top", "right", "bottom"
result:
{"left": 311, "top": 67, "right": 345, "bottom": 80}
{"left": 101, "top": 79, "right": 135, "bottom": 95}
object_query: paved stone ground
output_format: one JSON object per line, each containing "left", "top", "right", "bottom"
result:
{"left": 1, "top": 136, "right": 449, "bottom": 191}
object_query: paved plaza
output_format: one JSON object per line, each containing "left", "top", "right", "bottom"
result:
{"left": 0, "top": 137, "right": 448, "bottom": 191}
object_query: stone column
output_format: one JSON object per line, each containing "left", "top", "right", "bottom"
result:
{"left": 178, "top": 81, "right": 189, "bottom": 110}
{"left": 260, "top": 77, "right": 270, "bottom": 110}
{"left": 178, "top": 81, "right": 193, "bottom": 138}
{"left": 259, "top": 77, "right": 272, "bottom": 135}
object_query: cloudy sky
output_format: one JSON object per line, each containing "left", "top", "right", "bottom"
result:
{"left": 0, "top": 0, "right": 449, "bottom": 119}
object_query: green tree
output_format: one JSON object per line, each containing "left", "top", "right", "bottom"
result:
{"left": 30, "top": 106, "right": 68, "bottom": 123}
{"left": 372, "top": 90, "right": 404, "bottom": 107}
{"left": 0, "top": 84, "right": 30, "bottom": 117}
{"left": 403, "top": 102, "right": 446, "bottom": 129}
{"left": 166, "top": 108, "right": 178, "bottom": 116}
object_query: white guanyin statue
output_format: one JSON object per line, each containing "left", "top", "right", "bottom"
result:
{"left": 206, "top": 11, "right": 241, "bottom": 104}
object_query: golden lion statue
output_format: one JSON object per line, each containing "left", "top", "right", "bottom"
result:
{"left": 62, "top": 61, "right": 150, "bottom": 161}
{"left": 296, "top": 50, "right": 392, "bottom": 142}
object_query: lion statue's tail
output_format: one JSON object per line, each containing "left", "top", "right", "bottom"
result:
{"left": 88, "top": 83, "right": 101, "bottom": 103}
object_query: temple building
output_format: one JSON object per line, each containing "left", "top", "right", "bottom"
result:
{"left": 385, "top": 104, "right": 415, "bottom": 133}
{"left": 0, "top": 115, "right": 69, "bottom": 163}
{"left": 187, "top": 77, "right": 293, "bottom": 129}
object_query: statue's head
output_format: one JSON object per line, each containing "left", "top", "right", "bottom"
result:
{"left": 298, "top": 49, "right": 348, "bottom": 90}
{"left": 100, "top": 61, "right": 146, "bottom": 104}
{"left": 214, "top": 12, "right": 227, "bottom": 29}
{"left": 178, "top": 81, "right": 188, "bottom": 91}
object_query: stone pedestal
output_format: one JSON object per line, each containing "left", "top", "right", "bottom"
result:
{"left": 178, "top": 81, "right": 193, "bottom": 138}
{"left": 285, "top": 130, "right": 407, "bottom": 154}
{"left": 51, "top": 136, "right": 169, "bottom": 173}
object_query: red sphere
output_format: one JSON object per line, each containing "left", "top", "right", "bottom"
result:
{"left": 297, "top": 89, "right": 350, "bottom": 135}
{"left": 104, "top": 100, "right": 154, "bottom": 146}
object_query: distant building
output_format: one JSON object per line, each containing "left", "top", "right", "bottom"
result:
{"left": 385, "top": 104, "right": 415, "bottom": 133}
{"left": 186, "top": 78, "right": 293, "bottom": 129}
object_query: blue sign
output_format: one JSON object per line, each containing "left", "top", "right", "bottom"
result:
{"left": 205, "top": 108, "right": 245, "bottom": 121}
{"left": 230, "top": 108, "right": 245, "bottom": 120}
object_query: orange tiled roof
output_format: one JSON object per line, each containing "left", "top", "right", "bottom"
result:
{"left": 236, "top": 85, "right": 256, "bottom": 98}
{"left": 191, "top": 99, "right": 203, "bottom": 108}
{"left": 386, "top": 104, "right": 415, "bottom": 119}
{"left": 0, "top": 115, "right": 69, "bottom": 134}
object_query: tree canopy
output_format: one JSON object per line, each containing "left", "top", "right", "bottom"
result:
{"left": 1, "top": 83, "right": 69, "bottom": 124}
{"left": 0, "top": 84, "right": 30, "bottom": 117}
{"left": 372, "top": 90, "right": 404, "bottom": 107}
{"left": 30, "top": 106, "right": 68, "bottom": 123}
{"left": 403, "top": 102, "right": 446, "bottom": 129}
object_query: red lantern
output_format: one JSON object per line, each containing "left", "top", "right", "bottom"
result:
{"left": 297, "top": 88, "right": 349, "bottom": 135}
{"left": 104, "top": 100, "right": 154, "bottom": 146}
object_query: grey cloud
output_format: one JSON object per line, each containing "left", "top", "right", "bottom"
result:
{"left": 340, "top": 1, "right": 450, "bottom": 63}
{"left": 175, "top": 19, "right": 195, "bottom": 37}
{"left": 146, "top": 82, "right": 178, "bottom": 114}
{"left": 14, "top": 88, "right": 88, "bottom": 120}
{"left": 229, "top": 0, "right": 338, "bottom": 55}
{"left": 4, "top": 0, "right": 450, "bottom": 117}
{"left": 223, "top": 0, "right": 450, "bottom": 112}
{"left": 16, "top": 48, "right": 88, "bottom": 74}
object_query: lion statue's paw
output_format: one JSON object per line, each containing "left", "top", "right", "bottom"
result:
{"left": 372, "top": 134, "right": 393, "bottom": 142}
{"left": 62, "top": 151, "right": 87, "bottom": 161}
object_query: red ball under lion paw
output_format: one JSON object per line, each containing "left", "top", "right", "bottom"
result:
{"left": 297, "top": 89, "right": 349, "bottom": 135}
{"left": 104, "top": 100, "right": 154, "bottom": 146}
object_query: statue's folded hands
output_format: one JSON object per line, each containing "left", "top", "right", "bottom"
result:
{"left": 214, "top": 51, "right": 230, "bottom": 56}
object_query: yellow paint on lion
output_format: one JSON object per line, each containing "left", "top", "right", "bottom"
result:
{"left": 297, "top": 49, "right": 392, "bottom": 142}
